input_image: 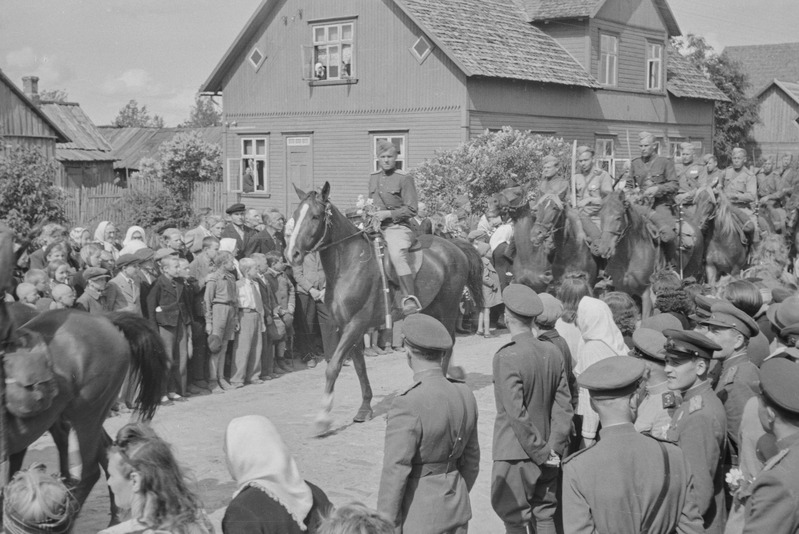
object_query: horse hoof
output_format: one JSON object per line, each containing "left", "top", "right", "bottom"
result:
{"left": 353, "top": 409, "right": 373, "bottom": 423}
{"left": 313, "top": 419, "right": 333, "bottom": 437}
{"left": 448, "top": 365, "right": 466, "bottom": 381}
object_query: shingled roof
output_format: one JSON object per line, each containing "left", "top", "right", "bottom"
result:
{"left": 395, "top": 0, "right": 599, "bottom": 87}
{"left": 39, "top": 101, "right": 115, "bottom": 162}
{"left": 666, "top": 47, "right": 730, "bottom": 102}
{"left": 724, "top": 42, "right": 799, "bottom": 96}
{"left": 99, "top": 126, "right": 223, "bottom": 170}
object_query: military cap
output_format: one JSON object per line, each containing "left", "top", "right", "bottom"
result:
{"left": 542, "top": 155, "right": 560, "bottom": 166}
{"left": 577, "top": 356, "right": 645, "bottom": 400}
{"left": 663, "top": 329, "right": 721, "bottom": 360}
{"left": 133, "top": 247, "right": 154, "bottom": 262}
{"left": 116, "top": 254, "right": 140, "bottom": 268}
{"left": 154, "top": 248, "right": 178, "bottom": 262}
{"left": 376, "top": 140, "right": 397, "bottom": 156}
{"left": 640, "top": 313, "right": 682, "bottom": 333}
{"left": 732, "top": 147, "right": 747, "bottom": 157}
{"left": 225, "top": 203, "right": 246, "bottom": 214}
{"left": 502, "top": 284, "right": 543, "bottom": 318}
{"left": 632, "top": 328, "right": 667, "bottom": 362}
{"left": 208, "top": 334, "right": 223, "bottom": 354}
{"left": 780, "top": 323, "right": 799, "bottom": 339}
{"left": 700, "top": 302, "right": 759, "bottom": 338}
{"left": 639, "top": 131, "right": 655, "bottom": 141}
{"left": 83, "top": 267, "right": 110, "bottom": 281}
{"left": 760, "top": 358, "right": 799, "bottom": 414}
{"left": 771, "top": 287, "right": 794, "bottom": 303}
{"left": 702, "top": 154, "right": 716, "bottom": 164}
{"left": 689, "top": 294, "right": 722, "bottom": 322}
{"left": 680, "top": 142, "right": 695, "bottom": 152}
{"left": 535, "top": 294, "right": 563, "bottom": 327}
{"left": 767, "top": 296, "right": 799, "bottom": 330}
{"left": 402, "top": 314, "right": 453, "bottom": 352}
{"left": 576, "top": 145, "right": 594, "bottom": 156}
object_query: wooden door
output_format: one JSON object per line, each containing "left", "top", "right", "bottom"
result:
{"left": 285, "top": 136, "right": 313, "bottom": 216}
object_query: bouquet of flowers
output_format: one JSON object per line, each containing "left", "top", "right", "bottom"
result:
{"left": 356, "top": 195, "right": 381, "bottom": 233}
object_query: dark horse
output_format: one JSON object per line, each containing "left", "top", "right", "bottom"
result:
{"left": 693, "top": 191, "right": 750, "bottom": 283}
{"left": 595, "top": 191, "right": 659, "bottom": 316}
{"left": 286, "top": 183, "right": 483, "bottom": 434}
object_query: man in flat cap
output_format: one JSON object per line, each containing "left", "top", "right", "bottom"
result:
{"left": 368, "top": 140, "right": 420, "bottom": 315}
{"left": 221, "top": 203, "right": 256, "bottom": 260}
{"left": 675, "top": 143, "right": 705, "bottom": 206}
{"left": 572, "top": 146, "right": 613, "bottom": 244}
{"left": 720, "top": 148, "right": 760, "bottom": 243}
{"left": 491, "top": 284, "right": 571, "bottom": 534}
{"left": 628, "top": 132, "right": 679, "bottom": 243}
{"left": 563, "top": 356, "right": 704, "bottom": 534}
{"left": 742, "top": 358, "right": 799, "bottom": 532}
{"left": 631, "top": 328, "right": 675, "bottom": 439}
{"left": 663, "top": 329, "right": 727, "bottom": 533}
{"left": 377, "top": 314, "right": 479, "bottom": 534}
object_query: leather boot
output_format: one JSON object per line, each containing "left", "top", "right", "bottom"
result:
{"left": 398, "top": 274, "right": 421, "bottom": 315}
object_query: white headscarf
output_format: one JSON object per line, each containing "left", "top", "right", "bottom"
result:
{"left": 122, "top": 226, "right": 146, "bottom": 247}
{"left": 576, "top": 296, "right": 628, "bottom": 355}
{"left": 225, "top": 415, "right": 313, "bottom": 531}
{"left": 93, "top": 221, "right": 119, "bottom": 259}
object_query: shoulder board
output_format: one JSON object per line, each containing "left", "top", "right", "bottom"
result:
{"left": 496, "top": 341, "right": 516, "bottom": 353}
{"left": 688, "top": 395, "right": 703, "bottom": 414}
{"left": 563, "top": 446, "right": 592, "bottom": 465}
{"left": 722, "top": 366, "right": 738, "bottom": 384}
{"left": 395, "top": 169, "right": 407, "bottom": 175}
{"left": 762, "top": 448, "right": 790, "bottom": 472}
{"left": 646, "top": 432, "right": 677, "bottom": 445}
{"left": 370, "top": 170, "right": 382, "bottom": 175}
{"left": 447, "top": 376, "right": 466, "bottom": 384}
{"left": 399, "top": 381, "right": 422, "bottom": 396}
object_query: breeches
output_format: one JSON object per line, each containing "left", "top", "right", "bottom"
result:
{"left": 384, "top": 224, "right": 414, "bottom": 276}
{"left": 491, "top": 460, "right": 559, "bottom": 534}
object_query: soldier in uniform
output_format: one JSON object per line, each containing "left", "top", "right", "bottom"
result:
{"left": 572, "top": 145, "right": 613, "bottom": 243}
{"left": 377, "top": 314, "right": 480, "bottom": 534}
{"left": 631, "top": 328, "right": 676, "bottom": 439}
{"left": 663, "top": 329, "right": 727, "bottom": 533}
{"left": 701, "top": 154, "right": 723, "bottom": 190}
{"left": 778, "top": 154, "right": 797, "bottom": 206}
{"left": 757, "top": 157, "right": 785, "bottom": 232}
{"left": 742, "top": 358, "right": 799, "bottom": 532}
{"left": 369, "top": 140, "right": 420, "bottom": 315}
{"left": 675, "top": 143, "right": 705, "bottom": 206}
{"left": 538, "top": 155, "right": 570, "bottom": 203}
{"left": 562, "top": 356, "right": 705, "bottom": 534}
{"left": 629, "top": 131, "right": 679, "bottom": 243}
{"left": 490, "top": 284, "right": 572, "bottom": 534}
{"left": 719, "top": 148, "right": 759, "bottom": 242}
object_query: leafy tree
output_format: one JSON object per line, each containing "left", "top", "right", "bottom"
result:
{"left": 180, "top": 94, "right": 221, "bottom": 127}
{"left": 39, "top": 88, "right": 69, "bottom": 103}
{"left": 671, "top": 35, "right": 760, "bottom": 167}
{"left": 113, "top": 99, "right": 165, "bottom": 128}
{"left": 0, "top": 143, "right": 66, "bottom": 235}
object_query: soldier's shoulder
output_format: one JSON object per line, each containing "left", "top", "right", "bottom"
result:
{"left": 762, "top": 448, "right": 791, "bottom": 473}
{"left": 495, "top": 340, "right": 516, "bottom": 354}
{"left": 646, "top": 431, "right": 678, "bottom": 446}
{"left": 398, "top": 380, "right": 422, "bottom": 397}
{"left": 563, "top": 445, "right": 596, "bottom": 466}
{"left": 369, "top": 170, "right": 382, "bottom": 176}
{"left": 395, "top": 169, "right": 407, "bottom": 176}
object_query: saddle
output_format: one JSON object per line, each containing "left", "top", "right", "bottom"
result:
{"left": 374, "top": 236, "right": 433, "bottom": 309}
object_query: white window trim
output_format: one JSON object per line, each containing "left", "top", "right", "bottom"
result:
{"left": 373, "top": 134, "right": 406, "bottom": 172}
{"left": 249, "top": 46, "right": 266, "bottom": 71}
{"left": 646, "top": 42, "right": 663, "bottom": 91}
{"left": 240, "top": 137, "right": 269, "bottom": 194}
{"left": 599, "top": 33, "right": 618, "bottom": 87}
{"left": 311, "top": 20, "right": 355, "bottom": 81}
{"left": 595, "top": 137, "right": 616, "bottom": 176}
{"left": 410, "top": 35, "right": 433, "bottom": 64}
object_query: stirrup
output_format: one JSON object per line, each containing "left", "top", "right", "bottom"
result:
{"left": 402, "top": 295, "right": 422, "bottom": 315}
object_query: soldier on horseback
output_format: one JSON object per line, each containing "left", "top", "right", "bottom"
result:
{"left": 674, "top": 142, "right": 705, "bottom": 207}
{"left": 720, "top": 147, "right": 759, "bottom": 243}
{"left": 627, "top": 131, "right": 679, "bottom": 244}
{"left": 572, "top": 145, "right": 613, "bottom": 245}
{"left": 369, "top": 140, "right": 420, "bottom": 315}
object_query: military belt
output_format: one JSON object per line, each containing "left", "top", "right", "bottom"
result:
{"left": 408, "top": 462, "right": 459, "bottom": 478}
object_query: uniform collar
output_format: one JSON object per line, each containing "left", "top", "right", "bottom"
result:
{"left": 512, "top": 331, "right": 537, "bottom": 343}
{"left": 599, "top": 422, "right": 637, "bottom": 438}
{"left": 777, "top": 431, "right": 799, "bottom": 451}
{"left": 412, "top": 367, "right": 445, "bottom": 382}
{"left": 723, "top": 352, "right": 750, "bottom": 371}
{"left": 646, "top": 380, "right": 670, "bottom": 395}
{"left": 682, "top": 380, "right": 712, "bottom": 401}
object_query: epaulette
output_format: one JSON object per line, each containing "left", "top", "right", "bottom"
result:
{"left": 496, "top": 341, "right": 516, "bottom": 354}
{"left": 447, "top": 376, "right": 465, "bottom": 384}
{"left": 721, "top": 366, "right": 738, "bottom": 385}
{"left": 395, "top": 169, "right": 406, "bottom": 175}
{"left": 563, "top": 446, "right": 592, "bottom": 465}
{"left": 399, "top": 381, "right": 422, "bottom": 396}
{"left": 370, "top": 170, "right": 382, "bottom": 175}
{"left": 762, "top": 448, "right": 790, "bottom": 472}
{"left": 688, "top": 395, "right": 703, "bottom": 414}
{"left": 646, "top": 432, "right": 678, "bottom": 445}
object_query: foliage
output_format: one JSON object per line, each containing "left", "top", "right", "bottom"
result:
{"left": 410, "top": 127, "right": 572, "bottom": 214}
{"left": 0, "top": 144, "right": 66, "bottom": 235}
{"left": 39, "top": 88, "right": 69, "bottom": 103}
{"left": 118, "top": 187, "right": 193, "bottom": 234}
{"left": 113, "top": 99, "right": 165, "bottom": 128}
{"left": 180, "top": 94, "right": 221, "bottom": 128}
{"left": 671, "top": 35, "right": 760, "bottom": 167}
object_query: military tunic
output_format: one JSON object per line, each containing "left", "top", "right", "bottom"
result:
{"left": 743, "top": 432, "right": 799, "bottom": 533}
{"left": 666, "top": 381, "right": 728, "bottom": 533}
{"left": 630, "top": 155, "right": 679, "bottom": 209}
{"left": 574, "top": 168, "right": 613, "bottom": 218}
{"left": 634, "top": 380, "right": 675, "bottom": 439}
{"left": 714, "top": 353, "right": 760, "bottom": 453}
{"left": 368, "top": 169, "right": 418, "bottom": 228}
{"left": 539, "top": 175, "right": 570, "bottom": 204}
{"left": 677, "top": 162, "right": 706, "bottom": 204}
{"left": 721, "top": 167, "right": 758, "bottom": 211}
{"left": 780, "top": 167, "right": 798, "bottom": 204}
{"left": 563, "top": 423, "right": 705, "bottom": 534}
{"left": 377, "top": 368, "right": 480, "bottom": 534}
{"left": 757, "top": 171, "right": 779, "bottom": 199}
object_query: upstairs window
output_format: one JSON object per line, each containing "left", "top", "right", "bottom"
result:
{"left": 647, "top": 42, "right": 663, "bottom": 90}
{"left": 599, "top": 33, "right": 618, "bottom": 86}
{"left": 312, "top": 21, "right": 354, "bottom": 80}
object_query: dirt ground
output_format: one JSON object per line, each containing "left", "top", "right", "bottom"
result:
{"left": 22, "top": 331, "right": 509, "bottom": 533}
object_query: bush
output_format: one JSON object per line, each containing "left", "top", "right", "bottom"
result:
{"left": 118, "top": 188, "right": 193, "bottom": 235}
{"left": 160, "top": 131, "right": 222, "bottom": 201}
{"left": 410, "top": 127, "right": 572, "bottom": 214}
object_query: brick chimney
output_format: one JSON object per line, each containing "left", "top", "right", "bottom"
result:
{"left": 22, "top": 75, "right": 40, "bottom": 106}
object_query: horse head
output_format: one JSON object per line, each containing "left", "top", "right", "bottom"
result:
{"left": 596, "top": 191, "right": 628, "bottom": 259}
{"left": 530, "top": 194, "right": 563, "bottom": 253}
{"left": 692, "top": 186, "right": 717, "bottom": 231}
{"left": 286, "top": 181, "right": 332, "bottom": 265}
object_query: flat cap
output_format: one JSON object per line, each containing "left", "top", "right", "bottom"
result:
{"left": 640, "top": 313, "right": 682, "bottom": 333}
{"left": 542, "top": 155, "right": 559, "bottom": 166}
{"left": 83, "top": 267, "right": 110, "bottom": 281}
{"left": 576, "top": 145, "right": 593, "bottom": 156}
{"left": 226, "top": 203, "right": 246, "bottom": 214}
{"left": 503, "top": 284, "right": 543, "bottom": 318}
{"left": 700, "top": 302, "right": 759, "bottom": 338}
{"left": 154, "top": 248, "right": 178, "bottom": 262}
{"left": 760, "top": 358, "right": 799, "bottom": 414}
{"left": 767, "top": 296, "right": 799, "bottom": 331}
{"left": 577, "top": 356, "right": 645, "bottom": 399}
{"left": 690, "top": 294, "right": 722, "bottom": 321}
{"left": 680, "top": 142, "right": 695, "bottom": 152}
{"left": 632, "top": 328, "right": 667, "bottom": 362}
{"left": 536, "top": 294, "right": 563, "bottom": 327}
{"left": 702, "top": 153, "right": 716, "bottom": 164}
{"left": 663, "top": 329, "right": 721, "bottom": 360}
{"left": 771, "top": 287, "right": 794, "bottom": 303}
{"left": 116, "top": 254, "right": 139, "bottom": 268}
{"left": 133, "top": 247, "right": 154, "bottom": 262}
{"left": 208, "top": 334, "right": 223, "bottom": 354}
{"left": 402, "top": 314, "right": 453, "bottom": 352}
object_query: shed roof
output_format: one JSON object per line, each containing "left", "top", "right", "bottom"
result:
{"left": 724, "top": 42, "right": 799, "bottom": 96}
{"left": 39, "top": 101, "right": 116, "bottom": 162}
{"left": 0, "top": 68, "right": 70, "bottom": 143}
{"left": 99, "top": 126, "right": 223, "bottom": 170}
{"left": 666, "top": 46, "right": 731, "bottom": 102}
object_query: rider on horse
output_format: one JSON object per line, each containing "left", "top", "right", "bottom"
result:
{"left": 719, "top": 147, "right": 759, "bottom": 243}
{"left": 368, "top": 140, "right": 420, "bottom": 315}
{"left": 757, "top": 157, "right": 786, "bottom": 232}
{"left": 572, "top": 145, "right": 613, "bottom": 245}
{"left": 627, "top": 131, "right": 679, "bottom": 244}
{"left": 674, "top": 142, "right": 705, "bottom": 207}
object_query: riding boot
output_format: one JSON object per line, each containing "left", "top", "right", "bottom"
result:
{"left": 398, "top": 274, "right": 421, "bottom": 315}
{"left": 658, "top": 223, "right": 676, "bottom": 244}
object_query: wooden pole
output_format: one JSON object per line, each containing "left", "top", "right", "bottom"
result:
{"left": 570, "top": 140, "right": 578, "bottom": 207}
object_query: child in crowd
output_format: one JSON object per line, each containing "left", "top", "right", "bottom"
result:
{"left": 231, "top": 258, "right": 265, "bottom": 387}
{"left": 50, "top": 284, "right": 76, "bottom": 310}
{"left": 264, "top": 250, "right": 295, "bottom": 368}
{"left": 16, "top": 283, "right": 40, "bottom": 309}
{"left": 46, "top": 260, "right": 71, "bottom": 294}
{"left": 24, "top": 269, "right": 50, "bottom": 299}
{"left": 476, "top": 241, "right": 501, "bottom": 337}
{"left": 204, "top": 251, "right": 239, "bottom": 392}
{"left": 76, "top": 267, "right": 110, "bottom": 314}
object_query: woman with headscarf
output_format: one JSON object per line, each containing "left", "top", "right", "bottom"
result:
{"left": 222, "top": 415, "right": 331, "bottom": 534}
{"left": 93, "top": 221, "right": 120, "bottom": 261}
{"left": 573, "top": 296, "right": 630, "bottom": 449}
{"left": 119, "top": 225, "right": 148, "bottom": 256}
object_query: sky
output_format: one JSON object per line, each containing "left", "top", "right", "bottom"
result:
{"left": 1, "top": 0, "right": 797, "bottom": 127}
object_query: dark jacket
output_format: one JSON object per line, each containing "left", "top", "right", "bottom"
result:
{"left": 222, "top": 482, "right": 331, "bottom": 534}
{"left": 221, "top": 223, "right": 256, "bottom": 260}
{"left": 146, "top": 274, "right": 191, "bottom": 327}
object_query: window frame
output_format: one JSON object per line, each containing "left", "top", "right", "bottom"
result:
{"left": 311, "top": 20, "right": 355, "bottom": 81}
{"left": 372, "top": 134, "right": 407, "bottom": 172}
{"left": 646, "top": 42, "right": 663, "bottom": 91}
{"left": 594, "top": 137, "right": 615, "bottom": 175}
{"left": 599, "top": 33, "right": 618, "bottom": 87}
{"left": 239, "top": 137, "right": 269, "bottom": 195}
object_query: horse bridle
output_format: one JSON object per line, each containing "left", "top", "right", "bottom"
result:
{"left": 530, "top": 197, "right": 565, "bottom": 248}
{"left": 305, "top": 200, "right": 367, "bottom": 254}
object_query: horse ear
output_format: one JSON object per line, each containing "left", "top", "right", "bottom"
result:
{"left": 320, "top": 182, "right": 331, "bottom": 202}
{"left": 293, "top": 184, "right": 307, "bottom": 199}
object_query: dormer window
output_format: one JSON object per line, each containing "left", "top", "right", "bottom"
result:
{"left": 249, "top": 47, "right": 266, "bottom": 70}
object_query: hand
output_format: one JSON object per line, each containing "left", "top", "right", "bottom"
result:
{"left": 309, "top": 288, "right": 320, "bottom": 300}
{"left": 317, "top": 289, "right": 326, "bottom": 302}
{"left": 376, "top": 210, "right": 392, "bottom": 221}
{"left": 205, "top": 324, "right": 212, "bottom": 335}
{"left": 644, "top": 185, "right": 659, "bottom": 197}
{"left": 580, "top": 437, "right": 596, "bottom": 449}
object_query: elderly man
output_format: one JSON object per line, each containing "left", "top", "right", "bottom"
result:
{"left": 248, "top": 208, "right": 287, "bottom": 256}
{"left": 675, "top": 143, "right": 705, "bottom": 206}
{"left": 245, "top": 208, "right": 264, "bottom": 232}
{"left": 629, "top": 132, "right": 679, "bottom": 243}
{"left": 720, "top": 148, "right": 759, "bottom": 242}
{"left": 221, "top": 203, "right": 256, "bottom": 260}
{"left": 369, "top": 140, "right": 420, "bottom": 315}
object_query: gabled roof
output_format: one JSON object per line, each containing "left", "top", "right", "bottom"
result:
{"left": 39, "top": 101, "right": 115, "bottom": 162}
{"left": 514, "top": 0, "right": 681, "bottom": 36}
{"left": 99, "top": 126, "right": 223, "bottom": 170}
{"left": 666, "top": 46, "right": 730, "bottom": 102}
{"left": 0, "top": 68, "right": 70, "bottom": 143}
{"left": 755, "top": 79, "right": 799, "bottom": 107}
{"left": 724, "top": 42, "right": 799, "bottom": 96}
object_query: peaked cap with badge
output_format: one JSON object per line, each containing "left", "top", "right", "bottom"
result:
{"left": 700, "top": 302, "right": 759, "bottom": 338}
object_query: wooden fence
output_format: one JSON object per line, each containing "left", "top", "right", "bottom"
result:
{"left": 63, "top": 176, "right": 231, "bottom": 227}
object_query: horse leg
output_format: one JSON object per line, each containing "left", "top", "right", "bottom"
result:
{"left": 98, "top": 430, "right": 121, "bottom": 526}
{"left": 68, "top": 416, "right": 108, "bottom": 507}
{"left": 349, "top": 344, "right": 374, "bottom": 423}
{"left": 49, "top": 419, "right": 73, "bottom": 481}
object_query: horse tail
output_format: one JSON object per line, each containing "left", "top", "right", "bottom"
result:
{"left": 451, "top": 238, "right": 484, "bottom": 310}
{"left": 107, "top": 312, "right": 169, "bottom": 421}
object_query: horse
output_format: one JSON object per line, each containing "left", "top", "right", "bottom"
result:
{"left": 595, "top": 191, "right": 659, "bottom": 316}
{"left": 3, "top": 307, "right": 169, "bottom": 513}
{"left": 669, "top": 188, "right": 711, "bottom": 281}
{"left": 285, "top": 182, "right": 483, "bottom": 435}
{"left": 692, "top": 191, "right": 750, "bottom": 283}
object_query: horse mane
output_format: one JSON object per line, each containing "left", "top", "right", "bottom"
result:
{"left": 714, "top": 194, "right": 740, "bottom": 238}
{"left": 605, "top": 191, "right": 650, "bottom": 241}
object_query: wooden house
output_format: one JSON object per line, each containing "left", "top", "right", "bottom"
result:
{"left": 0, "top": 71, "right": 69, "bottom": 160}
{"left": 201, "top": 0, "right": 728, "bottom": 216}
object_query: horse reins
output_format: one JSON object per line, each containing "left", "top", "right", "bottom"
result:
{"left": 306, "top": 201, "right": 368, "bottom": 254}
